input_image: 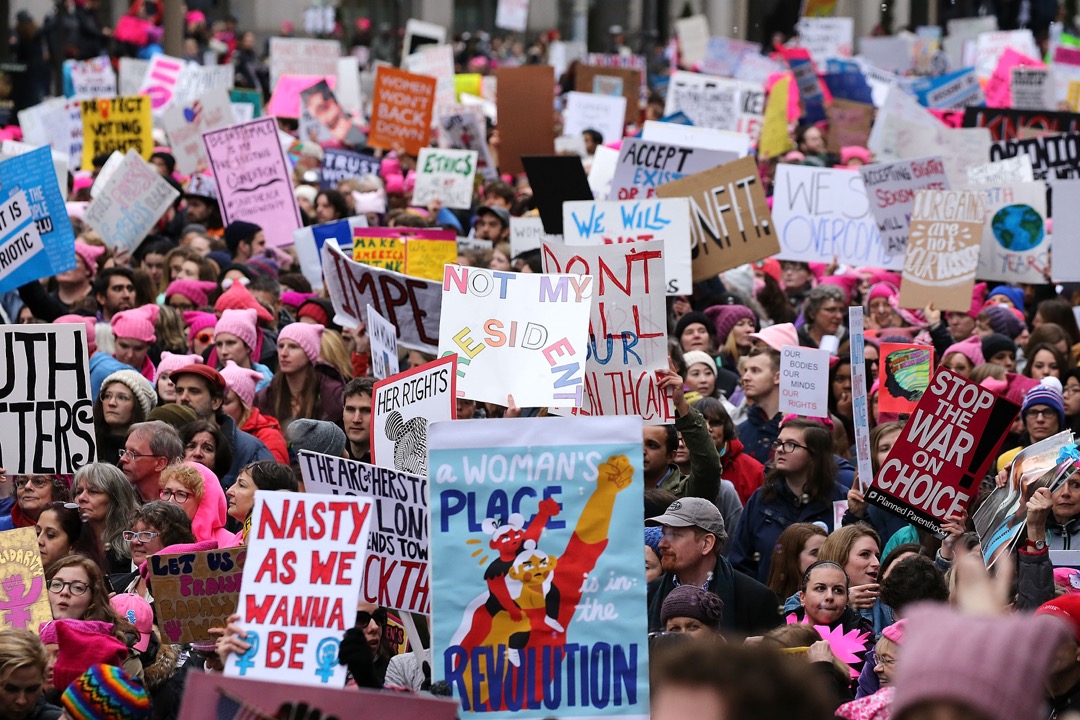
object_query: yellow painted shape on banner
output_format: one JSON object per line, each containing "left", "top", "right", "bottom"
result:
{"left": 0, "top": 527, "right": 52, "bottom": 633}
{"left": 760, "top": 75, "right": 795, "bottom": 159}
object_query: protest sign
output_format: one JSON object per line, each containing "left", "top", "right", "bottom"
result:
{"left": 0, "top": 146, "right": 76, "bottom": 281}
{"left": 371, "top": 355, "right": 456, "bottom": 477}
{"left": 292, "top": 217, "right": 368, "bottom": 292}
{"left": 367, "top": 306, "right": 400, "bottom": 381}
{"left": 542, "top": 240, "right": 673, "bottom": 423}
{"left": 655, "top": 157, "right": 778, "bottom": 281}
{"left": 402, "top": 44, "right": 456, "bottom": 115}
{"left": 429, "top": 415, "right": 650, "bottom": 719}
{"left": 760, "top": 75, "right": 795, "bottom": 157}
{"left": 974, "top": 182, "right": 1048, "bottom": 283}
{"left": 574, "top": 65, "right": 640, "bottom": 124}
{"left": 497, "top": 65, "right": 556, "bottom": 175}
{"left": 224, "top": 492, "right": 373, "bottom": 686}
{"left": 117, "top": 57, "right": 148, "bottom": 97}
{"left": 899, "top": 190, "right": 985, "bottom": 312}
{"left": 772, "top": 164, "right": 897, "bottom": 268}
{"left": 849, "top": 308, "right": 873, "bottom": 492}
{"left": 229, "top": 88, "right": 263, "bottom": 118}
{"left": 265, "top": 75, "right": 333, "bottom": 119}
{"left": 138, "top": 54, "right": 185, "bottom": 113}
{"left": 826, "top": 98, "right": 874, "bottom": 152}
{"left": 985, "top": 48, "right": 1042, "bottom": 108}
{"left": 1050, "top": 177, "right": 1080, "bottom": 281}
{"left": 298, "top": 453, "right": 429, "bottom": 613}
{"left": 663, "top": 72, "right": 764, "bottom": 143}
{"left": 160, "top": 86, "right": 234, "bottom": 175}
{"left": 562, "top": 198, "right": 692, "bottom": 295}
{"left": 702, "top": 37, "right": 762, "bottom": 77}
{"left": 966, "top": 156, "right": 1035, "bottom": 185}
{"left": 675, "top": 14, "right": 709, "bottom": 66}
{"left": 269, "top": 37, "right": 340, "bottom": 88}
{"left": 368, "top": 67, "right": 436, "bottom": 156}
{"left": 437, "top": 106, "right": 498, "bottom": 180}
{"left": 83, "top": 150, "right": 179, "bottom": 252}
{"left": 352, "top": 227, "right": 457, "bottom": 281}
{"left": 910, "top": 68, "right": 984, "bottom": 109}
{"left": 403, "top": 19, "right": 447, "bottom": 58}
{"left": 510, "top": 216, "right": 557, "bottom": 257}
{"left": 299, "top": 80, "right": 365, "bottom": 147}
{"left": 413, "top": 148, "right": 479, "bottom": 210}
{"left": 438, "top": 265, "right": 592, "bottom": 407}
{"left": 868, "top": 85, "right": 940, "bottom": 159}
{"left": 783, "top": 47, "right": 827, "bottom": 124}
{"left": 562, "top": 91, "right": 626, "bottom": 147}
{"left": 988, "top": 132, "right": 1080, "bottom": 181}
{"left": 779, "top": 345, "right": 830, "bottom": 417}
{"left": 878, "top": 342, "right": 933, "bottom": 415}
{"left": 0, "top": 323, "right": 94, "bottom": 474}
{"left": 640, "top": 120, "right": 750, "bottom": 157}
{"left": 859, "top": 156, "right": 951, "bottom": 257}
{"left": 0, "top": 527, "right": 50, "bottom": 632}
{"left": 80, "top": 95, "right": 152, "bottom": 169}
{"left": 609, "top": 138, "right": 731, "bottom": 201}
{"left": 974, "top": 29, "right": 1039, "bottom": 81}
{"left": 496, "top": 0, "right": 530, "bottom": 33}
{"left": 322, "top": 242, "right": 442, "bottom": 353}
{"left": 203, "top": 117, "right": 301, "bottom": 248}
{"left": 522, "top": 155, "right": 594, "bottom": 235}
{"left": 335, "top": 57, "right": 363, "bottom": 116}
{"left": 589, "top": 145, "right": 619, "bottom": 199}
{"left": 962, "top": 106, "right": 1080, "bottom": 140}
{"left": 866, "top": 367, "right": 1020, "bottom": 534}
{"left": 320, "top": 148, "right": 381, "bottom": 189}
{"left": 173, "top": 63, "right": 234, "bottom": 107}
{"left": 859, "top": 36, "right": 915, "bottom": 74}
{"left": 150, "top": 547, "right": 246, "bottom": 644}
{"left": 1012, "top": 66, "right": 1054, "bottom": 109}
{"left": 70, "top": 56, "right": 116, "bottom": 100}
{"left": 796, "top": 17, "right": 854, "bottom": 65}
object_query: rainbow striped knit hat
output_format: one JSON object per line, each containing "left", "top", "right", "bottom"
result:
{"left": 61, "top": 664, "right": 151, "bottom": 720}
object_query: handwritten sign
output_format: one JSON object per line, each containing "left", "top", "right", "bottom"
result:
{"left": 413, "top": 148, "right": 479, "bottom": 210}
{"left": 161, "top": 86, "right": 234, "bottom": 175}
{"left": 562, "top": 91, "right": 626, "bottom": 147}
{"left": 899, "top": 190, "right": 986, "bottom": 311}
{"left": 437, "top": 106, "right": 497, "bottom": 180}
{"left": 139, "top": 54, "right": 185, "bottom": 113}
{"left": 796, "top": 17, "right": 854, "bottom": 65}
{"left": 371, "top": 355, "right": 456, "bottom": 477}
{"left": 151, "top": 548, "right": 246, "bottom": 644}
{"left": 83, "top": 150, "right": 179, "bottom": 252}
{"left": 859, "top": 156, "right": 951, "bottom": 257}
{"left": 0, "top": 528, "right": 50, "bottom": 632}
{"left": 367, "top": 306, "right": 400, "bottom": 381}
{"left": 510, "top": 216, "right": 557, "bottom": 257}
{"left": 80, "top": 96, "right": 151, "bottom": 170}
{"left": 609, "top": 138, "right": 730, "bottom": 201}
{"left": 70, "top": 56, "right": 116, "bottom": 100}
{"left": 368, "top": 67, "right": 436, "bottom": 156}
{"left": 966, "top": 156, "right": 1034, "bottom": 185}
{"left": 779, "top": 345, "right": 830, "bottom": 417}
{"left": 352, "top": 227, "right": 457, "bottom": 281}
{"left": 269, "top": 37, "right": 340, "bottom": 88}
{"left": 974, "top": 182, "right": 1048, "bottom": 283}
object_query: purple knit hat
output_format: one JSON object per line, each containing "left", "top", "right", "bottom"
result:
{"left": 660, "top": 585, "right": 724, "bottom": 627}
{"left": 704, "top": 304, "right": 757, "bottom": 346}
{"left": 984, "top": 304, "right": 1025, "bottom": 340}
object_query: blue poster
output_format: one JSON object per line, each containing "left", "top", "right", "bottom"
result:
{"left": 429, "top": 416, "right": 648, "bottom": 719}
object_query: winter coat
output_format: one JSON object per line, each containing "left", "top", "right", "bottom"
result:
{"left": 241, "top": 406, "right": 288, "bottom": 464}
{"left": 721, "top": 438, "right": 765, "bottom": 505}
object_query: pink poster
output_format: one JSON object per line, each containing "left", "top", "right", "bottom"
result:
{"left": 985, "top": 48, "right": 1044, "bottom": 108}
{"left": 203, "top": 117, "right": 302, "bottom": 248}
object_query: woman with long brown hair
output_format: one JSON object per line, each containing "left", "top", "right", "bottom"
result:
{"left": 253, "top": 323, "right": 345, "bottom": 428}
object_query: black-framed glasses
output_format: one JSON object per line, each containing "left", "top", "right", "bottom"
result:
{"left": 48, "top": 580, "right": 89, "bottom": 595}
{"left": 160, "top": 489, "right": 193, "bottom": 503}
{"left": 1025, "top": 408, "right": 1057, "bottom": 419}
{"left": 772, "top": 439, "right": 809, "bottom": 454}
{"left": 122, "top": 530, "right": 161, "bottom": 543}
{"left": 12, "top": 477, "right": 49, "bottom": 489}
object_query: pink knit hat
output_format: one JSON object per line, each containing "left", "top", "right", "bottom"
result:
{"left": 182, "top": 311, "right": 217, "bottom": 344}
{"left": 74, "top": 240, "right": 106, "bottom": 279}
{"left": 56, "top": 314, "right": 97, "bottom": 354}
{"left": 214, "top": 281, "right": 273, "bottom": 324}
{"left": 214, "top": 308, "right": 258, "bottom": 352}
{"left": 52, "top": 620, "right": 128, "bottom": 694}
{"left": 748, "top": 322, "right": 798, "bottom": 352}
{"left": 384, "top": 174, "right": 405, "bottom": 195}
{"left": 219, "top": 359, "right": 264, "bottom": 407}
{"left": 165, "top": 280, "right": 218, "bottom": 308}
{"left": 840, "top": 146, "right": 872, "bottom": 165}
{"left": 280, "top": 290, "right": 317, "bottom": 310}
{"left": 155, "top": 352, "right": 203, "bottom": 382}
{"left": 110, "top": 304, "right": 159, "bottom": 343}
{"left": 942, "top": 335, "right": 984, "bottom": 368}
{"left": 278, "top": 322, "right": 324, "bottom": 365}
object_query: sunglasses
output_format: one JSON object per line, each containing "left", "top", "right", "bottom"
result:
{"left": 356, "top": 608, "right": 387, "bottom": 628}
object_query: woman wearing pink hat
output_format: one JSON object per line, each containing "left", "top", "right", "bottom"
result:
{"left": 17, "top": 239, "right": 105, "bottom": 323}
{"left": 213, "top": 309, "right": 272, "bottom": 391}
{"left": 154, "top": 352, "right": 203, "bottom": 403}
{"left": 157, "top": 462, "right": 234, "bottom": 546}
{"left": 220, "top": 361, "right": 288, "bottom": 463}
{"left": 254, "top": 323, "right": 345, "bottom": 428}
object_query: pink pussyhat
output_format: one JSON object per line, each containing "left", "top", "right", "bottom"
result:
{"left": 214, "top": 308, "right": 259, "bottom": 353}
{"left": 278, "top": 322, "right": 324, "bottom": 365}
{"left": 74, "top": 240, "right": 106, "bottom": 279}
{"left": 154, "top": 352, "right": 203, "bottom": 383}
{"left": 219, "top": 359, "right": 264, "bottom": 407}
{"left": 110, "top": 304, "right": 159, "bottom": 343}
{"left": 56, "top": 314, "right": 97, "bottom": 354}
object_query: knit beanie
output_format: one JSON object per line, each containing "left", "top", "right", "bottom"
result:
{"left": 297, "top": 298, "right": 330, "bottom": 326}
{"left": 984, "top": 304, "right": 1025, "bottom": 340}
{"left": 841, "top": 146, "right": 872, "bottom": 164}
{"left": 110, "top": 305, "right": 159, "bottom": 344}
{"left": 182, "top": 311, "right": 217, "bottom": 345}
{"left": 981, "top": 333, "right": 1017, "bottom": 362}
{"left": 1022, "top": 376, "right": 1066, "bottom": 428}
{"left": 223, "top": 220, "right": 262, "bottom": 256}
{"left": 942, "top": 335, "right": 984, "bottom": 368}
{"left": 279, "top": 322, "right": 324, "bottom": 365}
{"left": 147, "top": 403, "right": 197, "bottom": 430}
{"left": 164, "top": 279, "right": 217, "bottom": 308}
{"left": 214, "top": 308, "right": 259, "bottom": 352}
{"left": 659, "top": 585, "right": 724, "bottom": 627}
{"left": 1036, "top": 594, "right": 1080, "bottom": 642}
{"left": 881, "top": 617, "right": 906, "bottom": 644}
{"left": 74, "top": 240, "right": 106, "bottom": 279}
{"left": 219, "top": 360, "right": 264, "bottom": 408}
{"left": 674, "top": 312, "right": 714, "bottom": 344}
{"left": 53, "top": 623, "right": 129, "bottom": 696}
{"left": 281, "top": 290, "right": 316, "bottom": 310}
{"left": 682, "top": 350, "right": 716, "bottom": 374}
{"left": 37, "top": 618, "right": 113, "bottom": 646}
{"left": 891, "top": 604, "right": 1068, "bottom": 720}
{"left": 866, "top": 282, "right": 898, "bottom": 304}
{"left": 295, "top": 184, "right": 317, "bottom": 205}
{"left": 101, "top": 369, "right": 158, "bottom": 417}
{"left": 154, "top": 352, "right": 203, "bottom": 383}
{"left": 644, "top": 526, "right": 662, "bottom": 555}
{"left": 62, "top": 664, "right": 151, "bottom": 720}
{"left": 986, "top": 284, "right": 1025, "bottom": 313}
{"left": 214, "top": 281, "right": 274, "bottom": 324}
{"left": 56, "top": 314, "right": 97, "bottom": 354}
{"left": 749, "top": 322, "right": 798, "bottom": 352}
{"left": 704, "top": 304, "right": 756, "bottom": 345}
{"left": 287, "top": 418, "right": 346, "bottom": 457}
{"left": 247, "top": 254, "right": 279, "bottom": 280}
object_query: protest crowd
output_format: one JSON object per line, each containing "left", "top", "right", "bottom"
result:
{"left": 9, "top": 1, "right": 1080, "bottom": 719}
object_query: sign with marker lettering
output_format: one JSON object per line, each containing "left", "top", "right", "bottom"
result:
{"left": 859, "top": 156, "right": 951, "bottom": 258}
{"left": 367, "top": 306, "right": 400, "bottom": 381}
{"left": 150, "top": 548, "right": 247, "bottom": 644}
{"left": 298, "top": 452, "right": 430, "bottom": 614}
{"left": 0, "top": 323, "right": 95, "bottom": 474}
{"left": 413, "top": 148, "right": 479, "bottom": 210}
{"left": 974, "top": 182, "right": 1047, "bottom": 283}
{"left": 83, "top": 149, "right": 180, "bottom": 252}
{"left": 80, "top": 95, "right": 152, "bottom": 170}
{"left": 0, "top": 528, "right": 50, "bottom": 633}
{"left": 608, "top": 138, "right": 731, "bottom": 201}
{"left": 368, "top": 67, "right": 436, "bottom": 156}
{"left": 899, "top": 190, "right": 986, "bottom": 312}
{"left": 438, "top": 265, "right": 593, "bottom": 408}
{"left": 866, "top": 367, "right": 1020, "bottom": 534}
{"left": 70, "top": 56, "right": 116, "bottom": 100}
{"left": 371, "top": 355, "right": 456, "bottom": 477}
{"left": 429, "top": 415, "right": 649, "bottom": 719}
{"left": 224, "top": 492, "right": 374, "bottom": 687}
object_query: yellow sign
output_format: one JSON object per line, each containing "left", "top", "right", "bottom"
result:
{"left": 352, "top": 229, "right": 458, "bottom": 281}
{"left": 353, "top": 235, "right": 406, "bottom": 273}
{"left": 802, "top": 0, "right": 837, "bottom": 16}
{"left": 0, "top": 527, "right": 52, "bottom": 633}
{"left": 759, "top": 75, "right": 795, "bottom": 159}
{"left": 454, "top": 73, "right": 483, "bottom": 101}
{"left": 1068, "top": 81, "right": 1080, "bottom": 112}
{"left": 80, "top": 95, "right": 153, "bottom": 170}
{"left": 406, "top": 239, "right": 458, "bottom": 282}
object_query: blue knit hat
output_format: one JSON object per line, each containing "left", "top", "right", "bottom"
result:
{"left": 1022, "top": 377, "right": 1065, "bottom": 429}
{"left": 986, "top": 285, "right": 1025, "bottom": 314}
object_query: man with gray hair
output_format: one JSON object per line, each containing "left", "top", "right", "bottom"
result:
{"left": 119, "top": 421, "right": 184, "bottom": 503}
{"left": 646, "top": 497, "right": 780, "bottom": 636}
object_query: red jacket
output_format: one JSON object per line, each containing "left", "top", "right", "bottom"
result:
{"left": 242, "top": 406, "right": 289, "bottom": 464}
{"left": 723, "top": 438, "right": 766, "bottom": 506}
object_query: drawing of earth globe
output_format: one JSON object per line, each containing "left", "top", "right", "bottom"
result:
{"left": 991, "top": 204, "right": 1044, "bottom": 252}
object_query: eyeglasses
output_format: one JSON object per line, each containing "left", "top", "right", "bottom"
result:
{"left": 119, "top": 449, "right": 160, "bottom": 461}
{"left": 355, "top": 608, "right": 387, "bottom": 628}
{"left": 877, "top": 655, "right": 897, "bottom": 669}
{"left": 1025, "top": 408, "right": 1057, "bottom": 419}
{"left": 101, "top": 391, "right": 133, "bottom": 404}
{"left": 194, "top": 331, "right": 214, "bottom": 344}
{"left": 12, "top": 477, "right": 50, "bottom": 489}
{"left": 772, "top": 440, "right": 809, "bottom": 454}
{"left": 160, "top": 489, "right": 193, "bottom": 503}
{"left": 1065, "top": 386, "right": 1080, "bottom": 396}
{"left": 221, "top": 277, "right": 250, "bottom": 290}
{"left": 122, "top": 530, "right": 161, "bottom": 543}
{"left": 48, "top": 580, "right": 89, "bottom": 595}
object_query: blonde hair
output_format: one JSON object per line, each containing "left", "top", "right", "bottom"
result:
{"left": 158, "top": 463, "right": 206, "bottom": 501}
{"left": 320, "top": 329, "right": 354, "bottom": 381}
{"left": 156, "top": 305, "right": 190, "bottom": 353}
{"left": 0, "top": 629, "right": 47, "bottom": 681}
{"left": 819, "top": 524, "right": 881, "bottom": 573}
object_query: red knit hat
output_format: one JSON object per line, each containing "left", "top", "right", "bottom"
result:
{"left": 214, "top": 281, "right": 273, "bottom": 324}
{"left": 52, "top": 620, "right": 128, "bottom": 694}
{"left": 1037, "top": 592, "right": 1080, "bottom": 642}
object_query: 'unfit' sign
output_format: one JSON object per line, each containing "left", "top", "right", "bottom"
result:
{"left": 865, "top": 367, "right": 1019, "bottom": 534}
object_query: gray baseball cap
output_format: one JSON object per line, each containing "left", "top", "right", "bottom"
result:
{"left": 646, "top": 497, "right": 725, "bottom": 538}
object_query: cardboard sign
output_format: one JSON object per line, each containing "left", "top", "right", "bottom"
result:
{"left": 322, "top": 242, "right": 441, "bottom": 353}
{"left": 962, "top": 106, "right": 1080, "bottom": 141}
{"left": 562, "top": 91, "right": 626, "bottom": 146}
{"left": 0, "top": 527, "right": 50, "bottom": 632}
{"left": 0, "top": 146, "right": 76, "bottom": 282}
{"left": 522, "top": 155, "right": 594, "bottom": 235}
{"left": 371, "top": 355, "right": 456, "bottom": 476}
{"left": 138, "top": 54, "right": 185, "bottom": 113}
{"left": 655, "top": 156, "right": 779, "bottom": 281}
{"left": 269, "top": 37, "right": 341, "bottom": 88}
{"left": 826, "top": 99, "right": 874, "bottom": 153}
{"left": 203, "top": 117, "right": 302, "bottom": 248}
{"left": 83, "top": 149, "right": 180, "bottom": 252}
{"left": 866, "top": 368, "right": 1020, "bottom": 534}
{"left": 438, "top": 265, "right": 592, "bottom": 408}
{"left": 80, "top": 96, "right": 152, "bottom": 170}
{"left": 562, "top": 198, "right": 692, "bottom": 295}
{"left": 779, "top": 345, "right": 830, "bottom": 417}
{"left": 496, "top": 65, "right": 556, "bottom": 175}
{"left": 989, "top": 132, "right": 1080, "bottom": 181}
{"left": 368, "top": 67, "right": 436, "bottom": 156}
{"left": 542, "top": 240, "right": 672, "bottom": 423}
{"left": 70, "top": 56, "right": 116, "bottom": 100}
{"left": 298, "top": 453, "right": 429, "bottom": 613}
{"left": 573, "top": 65, "right": 640, "bottom": 125}
{"left": 160, "top": 86, "right": 234, "bottom": 175}
{"left": 429, "top": 415, "right": 650, "bottom": 718}
{"left": 878, "top": 342, "right": 933, "bottom": 414}
{"left": 899, "top": 190, "right": 986, "bottom": 312}
{"left": 437, "top": 107, "right": 497, "bottom": 180}
{"left": 1050, "top": 177, "right": 1080, "bottom": 281}
{"left": 224, "top": 492, "right": 374, "bottom": 687}
{"left": 974, "top": 182, "right": 1048, "bottom": 283}
{"left": 320, "top": 148, "right": 381, "bottom": 190}
{"left": 796, "top": 17, "right": 854, "bottom": 65}
{"left": 966, "top": 156, "right": 1035, "bottom": 185}
{"left": 413, "top": 148, "right": 479, "bottom": 210}
{"left": 150, "top": 547, "right": 246, "bottom": 644}
{"left": 352, "top": 227, "right": 457, "bottom": 281}
{"left": 859, "top": 156, "right": 951, "bottom": 258}
{"left": 0, "top": 324, "right": 94, "bottom": 473}
{"left": 609, "top": 139, "right": 731, "bottom": 202}
{"left": 848, "top": 308, "right": 873, "bottom": 492}
{"left": 367, "top": 306, "right": 400, "bottom": 381}
{"left": 292, "top": 217, "right": 368, "bottom": 292}
{"left": 772, "top": 164, "right": 897, "bottom": 269}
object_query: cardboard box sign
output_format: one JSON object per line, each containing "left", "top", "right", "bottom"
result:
{"left": 150, "top": 548, "right": 247, "bottom": 644}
